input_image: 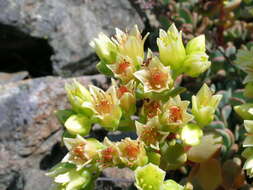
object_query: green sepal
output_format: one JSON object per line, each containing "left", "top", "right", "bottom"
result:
{"left": 64, "top": 114, "right": 92, "bottom": 136}
{"left": 147, "top": 149, "right": 161, "bottom": 165}
{"left": 46, "top": 162, "right": 76, "bottom": 178}
{"left": 96, "top": 61, "right": 114, "bottom": 76}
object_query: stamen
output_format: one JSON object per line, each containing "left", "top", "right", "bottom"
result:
{"left": 70, "top": 144, "right": 86, "bottom": 164}
{"left": 102, "top": 147, "right": 116, "bottom": 163}
{"left": 169, "top": 106, "right": 182, "bottom": 123}
{"left": 124, "top": 143, "right": 139, "bottom": 160}
{"left": 140, "top": 127, "right": 159, "bottom": 145}
{"left": 149, "top": 68, "right": 168, "bottom": 89}
{"left": 117, "top": 59, "right": 130, "bottom": 74}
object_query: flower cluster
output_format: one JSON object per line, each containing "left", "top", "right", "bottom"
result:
{"left": 235, "top": 46, "right": 253, "bottom": 177}
{"left": 48, "top": 24, "right": 222, "bottom": 190}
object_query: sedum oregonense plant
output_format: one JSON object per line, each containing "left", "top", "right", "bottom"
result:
{"left": 47, "top": 24, "right": 223, "bottom": 190}
{"left": 234, "top": 45, "right": 253, "bottom": 177}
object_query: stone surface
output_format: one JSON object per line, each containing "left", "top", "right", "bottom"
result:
{"left": 0, "top": 71, "right": 29, "bottom": 85}
{"left": 0, "top": 75, "right": 107, "bottom": 190}
{"left": 0, "top": 0, "right": 144, "bottom": 76}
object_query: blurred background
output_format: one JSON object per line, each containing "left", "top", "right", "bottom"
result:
{"left": 0, "top": 0, "right": 253, "bottom": 189}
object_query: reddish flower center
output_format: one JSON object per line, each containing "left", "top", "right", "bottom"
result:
{"left": 117, "top": 60, "right": 130, "bottom": 74}
{"left": 140, "top": 127, "right": 159, "bottom": 145}
{"left": 117, "top": 86, "right": 130, "bottom": 98}
{"left": 102, "top": 147, "right": 116, "bottom": 163}
{"left": 145, "top": 100, "right": 161, "bottom": 118}
{"left": 71, "top": 144, "right": 86, "bottom": 163}
{"left": 124, "top": 143, "right": 139, "bottom": 160}
{"left": 96, "top": 100, "right": 112, "bottom": 114}
{"left": 169, "top": 106, "right": 182, "bottom": 122}
{"left": 149, "top": 69, "right": 168, "bottom": 89}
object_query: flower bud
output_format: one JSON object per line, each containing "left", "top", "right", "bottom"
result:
{"left": 117, "top": 138, "right": 148, "bottom": 169}
{"left": 89, "top": 32, "right": 117, "bottom": 64}
{"left": 186, "top": 35, "right": 205, "bottom": 54}
{"left": 134, "top": 55, "right": 173, "bottom": 93}
{"left": 163, "top": 180, "right": 185, "bottom": 190}
{"left": 192, "top": 84, "right": 222, "bottom": 127}
{"left": 243, "top": 120, "right": 253, "bottom": 147}
{"left": 160, "top": 96, "right": 193, "bottom": 132}
{"left": 64, "top": 114, "right": 91, "bottom": 136}
{"left": 157, "top": 24, "right": 186, "bottom": 70}
{"left": 49, "top": 166, "right": 92, "bottom": 190}
{"left": 183, "top": 52, "right": 211, "bottom": 77}
{"left": 234, "top": 103, "right": 253, "bottom": 120}
{"left": 242, "top": 147, "right": 253, "bottom": 177}
{"left": 181, "top": 124, "right": 203, "bottom": 146}
{"left": 65, "top": 80, "right": 93, "bottom": 116}
{"left": 244, "top": 82, "right": 253, "bottom": 98}
{"left": 113, "top": 79, "right": 136, "bottom": 116}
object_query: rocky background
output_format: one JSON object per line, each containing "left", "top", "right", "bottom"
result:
{"left": 0, "top": 0, "right": 150, "bottom": 189}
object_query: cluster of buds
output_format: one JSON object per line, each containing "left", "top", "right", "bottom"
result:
{"left": 48, "top": 24, "right": 222, "bottom": 190}
{"left": 157, "top": 24, "right": 210, "bottom": 77}
{"left": 234, "top": 46, "right": 253, "bottom": 177}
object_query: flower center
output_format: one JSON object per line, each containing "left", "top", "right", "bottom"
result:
{"left": 117, "top": 60, "right": 130, "bottom": 74}
{"left": 117, "top": 86, "right": 130, "bottom": 98}
{"left": 140, "top": 127, "right": 159, "bottom": 146}
{"left": 169, "top": 106, "right": 182, "bottom": 123}
{"left": 71, "top": 144, "right": 86, "bottom": 164}
{"left": 124, "top": 143, "right": 139, "bottom": 160}
{"left": 102, "top": 147, "right": 116, "bottom": 163}
{"left": 96, "top": 99, "right": 112, "bottom": 114}
{"left": 149, "top": 68, "right": 168, "bottom": 89}
{"left": 145, "top": 100, "right": 161, "bottom": 118}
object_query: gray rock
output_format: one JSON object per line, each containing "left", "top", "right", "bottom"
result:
{"left": 0, "top": 75, "right": 107, "bottom": 190}
{"left": 0, "top": 71, "right": 29, "bottom": 85}
{"left": 0, "top": 0, "right": 144, "bottom": 76}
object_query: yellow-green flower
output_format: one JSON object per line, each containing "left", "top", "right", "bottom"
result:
{"left": 243, "top": 120, "right": 253, "bottom": 147}
{"left": 98, "top": 137, "right": 120, "bottom": 168}
{"left": 112, "top": 79, "right": 136, "bottom": 116}
{"left": 242, "top": 147, "right": 253, "bottom": 177}
{"left": 136, "top": 116, "right": 169, "bottom": 149}
{"left": 112, "top": 25, "right": 148, "bottom": 66}
{"left": 65, "top": 80, "right": 93, "bottom": 116}
{"left": 139, "top": 99, "right": 162, "bottom": 121}
{"left": 186, "top": 35, "right": 205, "bottom": 54}
{"left": 47, "top": 165, "right": 92, "bottom": 190}
{"left": 108, "top": 55, "right": 137, "bottom": 83}
{"left": 62, "top": 135, "right": 105, "bottom": 170}
{"left": 116, "top": 138, "right": 148, "bottom": 169}
{"left": 160, "top": 95, "right": 193, "bottom": 132}
{"left": 134, "top": 54, "right": 173, "bottom": 93}
{"left": 183, "top": 52, "right": 211, "bottom": 77}
{"left": 89, "top": 32, "right": 117, "bottom": 64}
{"left": 234, "top": 103, "right": 253, "bottom": 120}
{"left": 64, "top": 114, "right": 91, "bottom": 136}
{"left": 86, "top": 85, "right": 122, "bottom": 130}
{"left": 180, "top": 124, "right": 203, "bottom": 146}
{"left": 157, "top": 24, "right": 186, "bottom": 70}
{"left": 192, "top": 84, "right": 222, "bottom": 127}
